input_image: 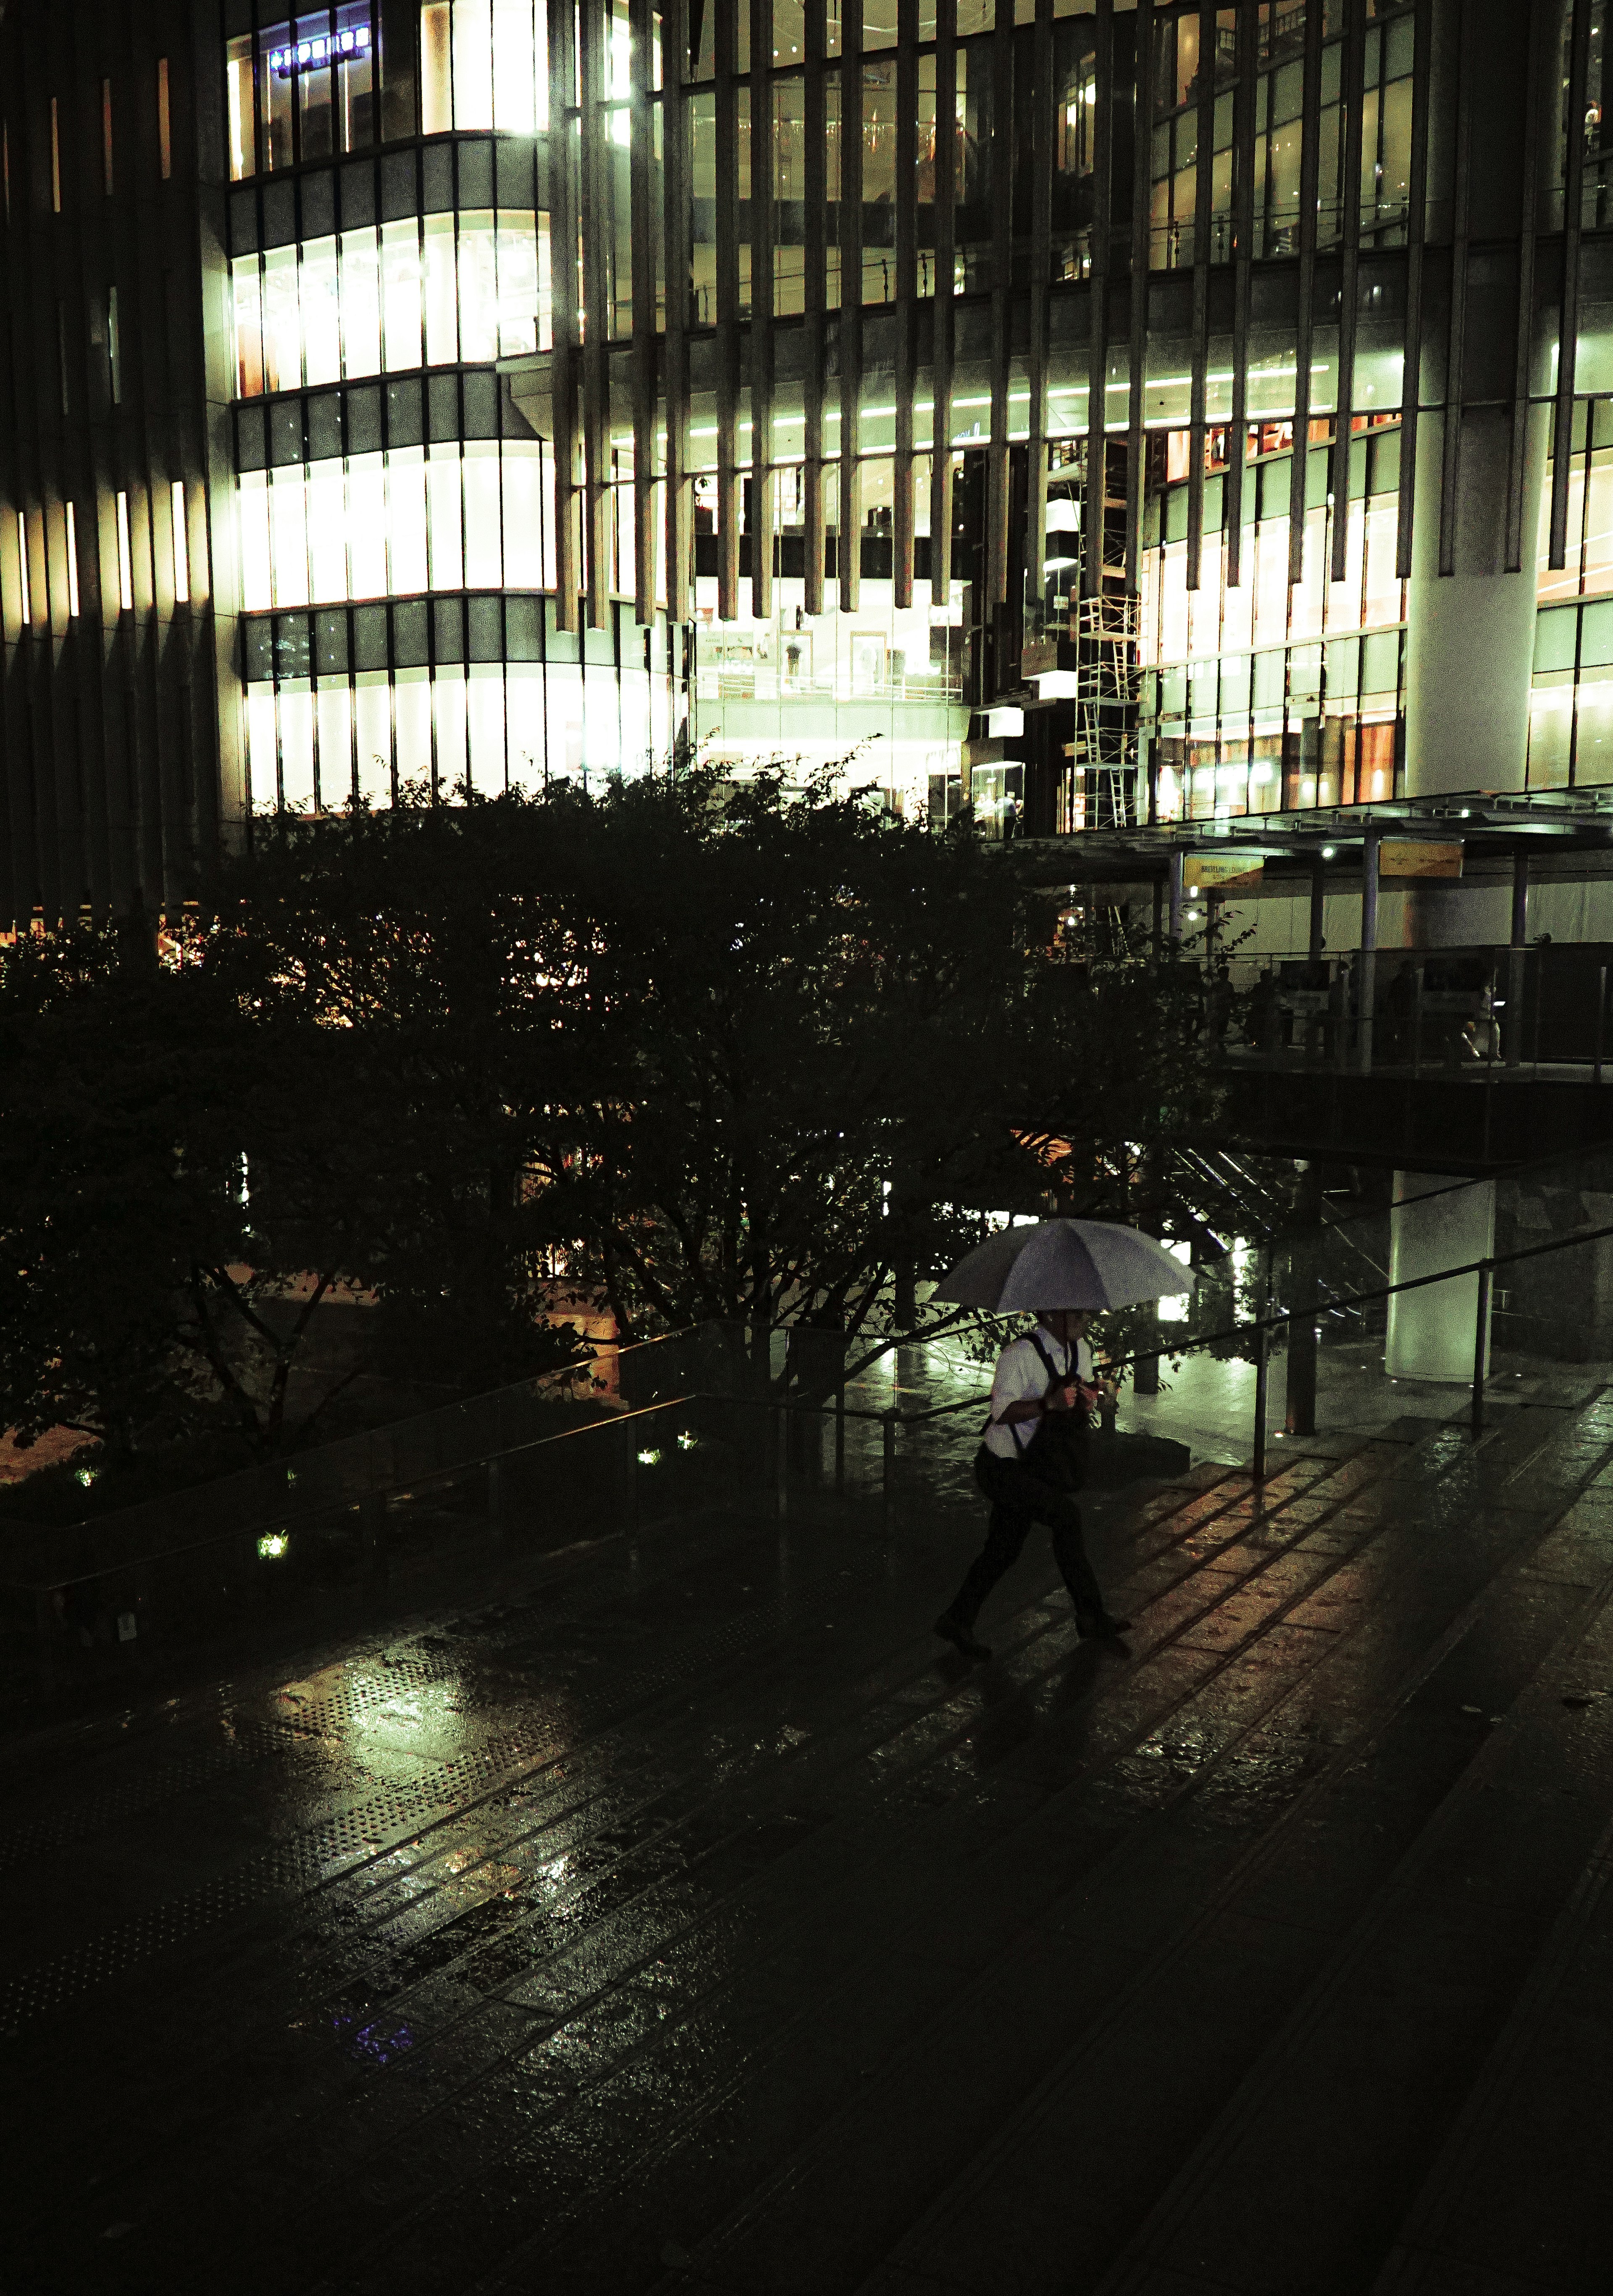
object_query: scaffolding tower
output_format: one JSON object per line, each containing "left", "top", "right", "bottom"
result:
{"left": 1064, "top": 593, "right": 1142, "bottom": 831}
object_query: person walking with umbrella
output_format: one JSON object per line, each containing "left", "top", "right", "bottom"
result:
{"left": 929, "top": 1218, "right": 1195, "bottom": 1663}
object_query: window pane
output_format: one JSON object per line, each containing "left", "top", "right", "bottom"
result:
{"left": 239, "top": 470, "right": 273, "bottom": 609}
{"left": 280, "top": 680, "right": 316, "bottom": 809}
{"left": 463, "top": 441, "right": 504, "bottom": 585}
{"left": 468, "top": 662, "right": 507, "bottom": 788}
{"left": 317, "top": 680, "right": 353, "bottom": 807}
{"left": 493, "top": 0, "right": 543, "bottom": 132}
{"left": 355, "top": 670, "right": 392, "bottom": 802}
{"left": 421, "top": 3, "right": 454, "bottom": 132}
{"left": 339, "top": 227, "right": 381, "bottom": 376}
{"left": 381, "top": 218, "right": 423, "bottom": 368}
{"left": 427, "top": 447, "right": 465, "bottom": 588}
{"left": 302, "top": 235, "right": 341, "bottom": 385}
{"left": 348, "top": 452, "right": 389, "bottom": 595}
{"left": 496, "top": 210, "right": 540, "bottom": 359}
{"left": 271, "top": 467, "right": 310, "bottom": 606}
{"left": 247, "top": 683, "right": 278, "bottom": 808}
{"left": 388, "top": 445, "right": 428, "bottom": 593}
{"left": 394, "top": 664, "right": 432, "bottom": 784}
{"left": 307, "top": 459, "right": 348, "bottom": 599}
{"left": 262, "top": 244, "right": 302, "bottom": 391}
{"left": 435, "top": 666, "right": 468, "bottom": 790}
{"left": 232, "top": 257, "right": 265, "bottom": 396}
{"left": 227, "top": 39, "right": 255, "bottom": 179}
{"left": 457, "top": 212, "right": 498, "bottom": 362}
{"left": 424, "top": 213, "right": 460, "bottom": 364}
{"left": 453, "top": 0, "right": 495, "bottom": 129}
{"left": 502, "top": 440, "right": 545, "bottom": 586}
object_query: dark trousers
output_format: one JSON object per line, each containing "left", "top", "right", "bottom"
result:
{"left": 946, "top": 1446, "right": 1106, "bottom": 1628}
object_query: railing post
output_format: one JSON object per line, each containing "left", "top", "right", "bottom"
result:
{"left": 1471, "top": 1262, "right": 1492, "bottom": 1442}
{"left": 834, "top": 1378, "right": 846, "bottom": 1493}
{"left": 882, "top": 1409, "right": 897, "bottom": 1532}
{"left": 360, "top": 1491, "right": 388, "bottom": 1586}
{"left": 1597, "top": 965, "right": 1607, "bottom": 1086}
{"left": 775, "top": 1403, "right": 788, "bottom": 1516}
{"left": 1253, "top": 1249, "right": 1271, "bottom": 1483}
{"left": 34, "top": 1587, "right": 57, "bottom": 1703}
{"left": 1357, "top": 827, "right": 1380, "bottom": 1074}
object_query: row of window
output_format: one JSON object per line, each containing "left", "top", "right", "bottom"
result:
{"left": 2, "top": 62, "right": 173, "bottom": 227}
{"left": 1139, "top": 488, "right": 1408, "bottom": 668}
{"left": 240, "top": 589, "right": 674, "bottom": 680}
{"left": 231, "top": 210, "right": 551, "bottom": 396}
{"left": 242, "top": 652, "right": 679, "bottom": 814}
{"left": 2, "top": 484, "right": 192, "bottom": 636}
{"left": 1153, "top": 716, "right": 1400, "bottom": 822}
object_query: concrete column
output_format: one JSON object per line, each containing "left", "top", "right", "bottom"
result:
{"left": 1403, "top": 0, "right": 1556, "bottom": 800}
{"left": 1506, "top": 846, "right": 1529, "bottom": 1065}
{"left": 1358, "top": 828, "right": 1380, "bottom": 1073}
{"left": 1386, "top": 1171, "right": 1496, "bottom": 1384}
{"left": 1308, "top": 858, "right": 1326, "bottom": 959}
{"left": 1168, "top": 849, "right": 1184, "bottom": 946}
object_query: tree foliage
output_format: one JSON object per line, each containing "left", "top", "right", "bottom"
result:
{"left": 0, "top": 767, "right": 1223, "bottom": 1463}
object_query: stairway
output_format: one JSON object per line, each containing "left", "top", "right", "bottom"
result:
{"left": 6, "top": 1394, "right": 1613, "bottom": 2295}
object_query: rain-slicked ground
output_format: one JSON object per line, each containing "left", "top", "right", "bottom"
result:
{"left": 7, "top": 1377, "right": 1613, "bottom": 2296}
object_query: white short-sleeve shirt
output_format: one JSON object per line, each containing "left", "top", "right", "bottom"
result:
{"left": 983, "top": 1328, "right": 1095, "bottom": 1460}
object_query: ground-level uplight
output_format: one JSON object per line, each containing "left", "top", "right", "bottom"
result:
{"left": 257, "top": 1532, "right": 289, "bottom": 1560}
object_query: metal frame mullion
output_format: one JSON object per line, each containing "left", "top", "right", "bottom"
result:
{"left": 1126, "top": 0, "right": 1154, "bottom": 596}
{"left": 1225, "top": 0, "right": 1257, "bottom": 592}
{"left": 1553, "top": 0, "right": 1593, "bottom": 570}
{"left": 581, "top": 0, "right": 613, "bottom": 631}
{"left": 1436, "top": 0, "right": 1474, "bottom": 580}
{"left": 1187, "top": 0, "right": 1214, "bottom": 592}
{"left": 985, "top": 0, "right": 1013, "bottom": 609}
{"left": 663, "top": 0, "right": 691, "bottom": 624}
{"left": 715, "top": 0, "right": 741, "bottom": 619}
{"left": 893, "top": 0, "right": 919, "bottom": 608}
{"left": 1394, "top": 0, "right": 1432, "bottom": 580}
{"left": 1285, "top": 0, "right": 1324, "bottom": 589}
{"left": 750, "top": 0, "right": 775, "bottom": 620}
{"left": 1329, "top": 0, "right": 1366, "bottom": 585}
{"left": 1505, "top": 0, "right": 1546, "bottom": 574}
{"left": 930, "top": 0, "right": 957, "bottom": 607}
{"left": 630, "top": 0, "right": 658, "bottom": 626}
{"left": 1082, "top": 0, "right": 1114, "bottom": 603}
{"left": 804, "top": 0, "right": 828, "bottom": 614}
{"left": 1027, "top": 0, "right": 1055, "bottom": 609}
{"left": 548, "top": 0, "right": 583, "bottom": 633}
{"left": 839, "top": 0, "right": 864, "bottom": 614}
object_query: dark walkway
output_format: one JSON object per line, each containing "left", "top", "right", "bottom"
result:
{"left": 6, "top": 1392, "right": 1613, "bottom": 2296}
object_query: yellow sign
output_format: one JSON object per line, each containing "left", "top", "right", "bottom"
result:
{"left": 1380, "top": 841, "right": 1463, "bottom": 879}
{"left": 1185, "top": 855, "right": 1262, "bottom": 892}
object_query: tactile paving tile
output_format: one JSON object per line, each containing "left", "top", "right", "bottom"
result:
{"left": 0, "top": 1724, "right": 297, "bottom": 1878}
{"left": 0, "top": 1728, "right": 538, "bottom": 2039}
{"left": 0, "top": 1650, "right": 464, "bottom": 1878}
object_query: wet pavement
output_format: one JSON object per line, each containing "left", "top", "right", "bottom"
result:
{"left": 7, "top": 1381, "right": 1613, "bottom": 2295}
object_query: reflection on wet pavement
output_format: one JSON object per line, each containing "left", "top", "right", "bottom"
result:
{"left": 6, "top": 1374, "right": 1613, "bottom": 2294}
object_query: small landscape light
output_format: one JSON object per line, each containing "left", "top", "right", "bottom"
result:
{"left": 257, "top": 1532, "right": 289, "bottom": 1560}
{"left": 677, "top": 1432, "right": 699, "bottom": 1451}
{"left": 637, "top": 1447, "right": 663, "bottom": 1466}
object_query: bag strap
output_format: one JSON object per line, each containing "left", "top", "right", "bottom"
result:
{"left": 1025, "top": 1329, "right": 1072, "bottom": 1396}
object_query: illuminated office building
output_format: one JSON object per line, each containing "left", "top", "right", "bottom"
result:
{"left": 0, "top": 0, "right": 1602, "bottom": 921}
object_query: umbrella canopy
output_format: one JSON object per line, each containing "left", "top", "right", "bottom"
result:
{"left": 933, "top": 1218, "right": 1198, "bottom": 1314}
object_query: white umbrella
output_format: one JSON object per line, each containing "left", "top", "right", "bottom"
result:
{"left": 934, "top": 1218, "right": 1197, "bottom": 1314}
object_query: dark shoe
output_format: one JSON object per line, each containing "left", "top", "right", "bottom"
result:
{"left": 934, "top": 1611, "right": 991, "bottom": 1662}
{"left": 1076, "top": 1611, "right": 1131, "bottom": 1641}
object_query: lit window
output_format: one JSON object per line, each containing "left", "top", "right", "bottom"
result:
{"left": 116, "top": 491, "right": 134, "bottom": 611}
{"left": 50, "top": 96, "right": 60, "bottom": 213}
{"left": 102, "top": 79, "right": 114, "bottom": 194}
{"left": 16, "top": 512, "right": 31, "bottom": 626}
{"left": 171, "top": 480, "right": 189, "bottom": 602}
{"left": 158, "top": 57, "right": 172, "bottom": 179}
{"left": 65, "top": 501, "right": 80, "bottom": 617}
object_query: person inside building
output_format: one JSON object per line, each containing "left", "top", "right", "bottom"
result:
{"left": 933, "top": 1308, "right": 1130, "bottom": 1662}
